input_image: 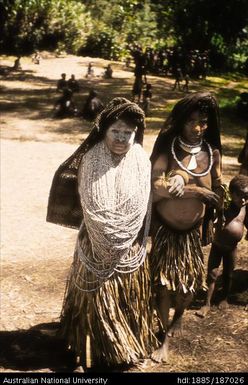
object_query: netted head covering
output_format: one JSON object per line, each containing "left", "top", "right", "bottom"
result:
{"left": 80, "top": 97, "right": 145, "bottom": 155}
{"left": 150, "top": 92, "right": 222, "bottom": 164}
{"left": 47, "top": 97, "right": 146, "bottom": 229}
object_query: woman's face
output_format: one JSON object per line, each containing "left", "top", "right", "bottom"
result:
{"left": 182, "top": 110, "right": 208, "bottom": 144}
{"left": 104, "top": 119, "right": 137, "bottom": 155}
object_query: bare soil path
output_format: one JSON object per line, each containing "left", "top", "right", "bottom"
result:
{"left": 0, "top": 54, "right": 247, "bottom": 373}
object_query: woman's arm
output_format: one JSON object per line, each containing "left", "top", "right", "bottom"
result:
{"left": 152, "top": 154, "right": 190, "bottom": 200}
{"left": 152, "top": 154, "right": 219, "bottom": 206}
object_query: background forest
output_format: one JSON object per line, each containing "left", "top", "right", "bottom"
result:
{"left": 1, "top": 0, "right": 248, "bottom": 73}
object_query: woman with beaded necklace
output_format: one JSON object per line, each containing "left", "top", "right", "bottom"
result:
{"left": 47, "top": 97, "right": 157, "bottom": 371}
{"left": 149, "top": 92, "right": 223, "bottom": 363}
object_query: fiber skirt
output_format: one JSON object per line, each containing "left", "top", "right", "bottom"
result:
{"left": 150, "top": 223, "right": 206, "bottom": 293}
{"left": 60, "top": 227, "right": 157, "bottom": 367}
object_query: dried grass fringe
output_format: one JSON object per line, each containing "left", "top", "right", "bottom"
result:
{"left": 60, "top": 231, "right": 157, "bottom": 367}
{"left": 150, "top": 224, "right": 206, "bottom": 293}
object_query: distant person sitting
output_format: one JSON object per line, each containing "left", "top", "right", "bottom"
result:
{"left": 80, "top": 89, "right": 104, "bottom": 121}
{"left": 68, "top": 74, "right": 80, "bottom": 93}
{"left": 103, "top": 64, "right": 113, "bottom": 79}
{"left": 32, "top": 51, "right": 41, "bottom": 64}
{"left": 57, "top": 73, "right": 67, "bottom": 93}
{"left": 13, "top": 56, "right": 22, "bottom": 70}
{"left": 53, "top": 88, "right": 77, "bottom": 118}
{"left": 85, "top": 63, "right": 94, "bottom": 78}
{"left": 142, "top": 83, "right": 152, "bottom": 116}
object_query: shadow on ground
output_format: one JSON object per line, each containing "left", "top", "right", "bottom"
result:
{"left": 0, "top": 322, "right": 75, "bottom": 372}
{"left": 192, "top": 268, "right": 248, "bottom": 310}
{"left": 0, "top": 322, "right": 134, "bottom": 373}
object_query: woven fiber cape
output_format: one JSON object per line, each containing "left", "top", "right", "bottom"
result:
{"left": 46, "top": 97, "right": 146, "bottom": 229}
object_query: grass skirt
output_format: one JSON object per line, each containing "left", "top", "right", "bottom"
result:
{"left": 150, "top": 223, "right": 206, "bottom": 293}
{"left": 60, "top": 226, "right": 157, "bottom": 367}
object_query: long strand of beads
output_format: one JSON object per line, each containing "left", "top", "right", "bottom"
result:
{"left": 73, "top": 141, "right": 151, "bottom": 291}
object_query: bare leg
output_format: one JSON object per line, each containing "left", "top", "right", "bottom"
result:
{"left": 73, "top": 333, "right": 86, "bottom": 372}
{"left": 151, "top": 286, "right": 171, "bottom": 363}
{"left": 156, "top": 286, "right": 171, "bottom": 331}
{"left": 73, "top": 356, "right": 84, "bottom": 372}
{"left": 168, "top": 291, "right": 193, "bottom": 337}
{"left": 151, "top": 290, "right": 193, "bottom": 363}
{"left": 219, "top": 247, "right": 236, "bottom": 310}
{"left": 195, "top": 281, "right": 215, "bottom": 318}
{"left": 196, "top": 244, "right": 221, "bottom": 318}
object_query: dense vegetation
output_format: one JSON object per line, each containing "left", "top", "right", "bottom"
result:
{"left": 1, "top": 0, "right": 248, "bottom": 72}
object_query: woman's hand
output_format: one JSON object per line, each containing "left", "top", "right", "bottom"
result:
{"left": 168, "top": 175, "right": 185, "bottom": 197}
{"left": 197, "top": 187, "right": 220, "bottom": 206}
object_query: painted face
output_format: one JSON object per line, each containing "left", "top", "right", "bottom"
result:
{"left": 182, "top": 110, "right": 208, "bottom": 144}
{"left": 231, "top": 186, "right": 248, "bottom": 208}
{"left": 104, "top": 119, "right": 137, "bottom": 155}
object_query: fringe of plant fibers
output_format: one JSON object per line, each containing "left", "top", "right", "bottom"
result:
{"left": 150, "top": 224, "right": 206, "bottom": 293}
{"left": 60, "top": 233, "right": 157, "bottom": 367}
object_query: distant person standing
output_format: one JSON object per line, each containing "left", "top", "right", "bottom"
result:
{"left": 132, "top": 76, "right": 143, "bottom": 103}
{"left": 172, "top": 67, "right": 183, "bottom": 91}
{"left": 142, "top": 83, "right": 152, "bottom": 116}
{"left": 238, "top": 132, "right": 248, "bottom": 175}
{"left": 182, "top": 74, "right": 190, "bottom": 93}
{"left": 85, "top": 63, "right": 94, "bottom": 78}
{"left": 13, "top": 56, "right": 22, "bottom": 70}
{"left": 57, "top": 73, "right": 67, "bottom": 93}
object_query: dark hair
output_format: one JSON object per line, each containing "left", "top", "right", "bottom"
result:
{"left": 150, "top": 92, "right": 221, "bottom": 163}
{"left": 229, "top": 175, "right": 248, "bottom": 195}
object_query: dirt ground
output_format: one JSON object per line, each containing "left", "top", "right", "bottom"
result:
{"left": 0, "top": 54, "right": 247, "bottom": 373}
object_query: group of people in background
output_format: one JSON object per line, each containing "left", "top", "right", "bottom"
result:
{"left": 53, "top": 62, "right": 116, "bottom": 119}
{"left": 130, "top": 44, "right": 209, "bottom": 79}
{"left": 129, "top": 44, "right": 210, "bottom": 96}
{"left": 85, "top": 62, "right": 113, "bottom": 79}
{"left": 54, "top": 73, "right": 104, "bottom": 119}
{"left": 47, "top": 91, "right": 248, "bottom": 372}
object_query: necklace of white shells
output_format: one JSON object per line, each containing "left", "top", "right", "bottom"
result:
{"left": 74, "top": 140, "right": 151, "bottom": 291}
{"left": 171, "top": 136, "right": 213, "bottom": 177}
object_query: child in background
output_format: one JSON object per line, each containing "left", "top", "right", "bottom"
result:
{"left": 196, "top": 174, "right": 248, "bottom": 317}
{"left": 142, "top": 83, "right": 152, "bottom": 116}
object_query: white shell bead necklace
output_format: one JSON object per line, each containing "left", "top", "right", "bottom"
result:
{"left": 171, "top": 136, "right": 213, "bottom": 177}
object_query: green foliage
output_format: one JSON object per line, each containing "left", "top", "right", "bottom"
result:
{"left": 1, "top": 0, "right": 91, "bottom": 54}
{"left": 1, "top": 0, "right": 247, "bottom": 72}
{"left": 80, "top": 0, "right": 158, "bottom": 59}
{"left": 151, "top": 0, "right": 248, "bottom": 71}
{"left": 47, "top": 0, "right": 92, "bottom": 53}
